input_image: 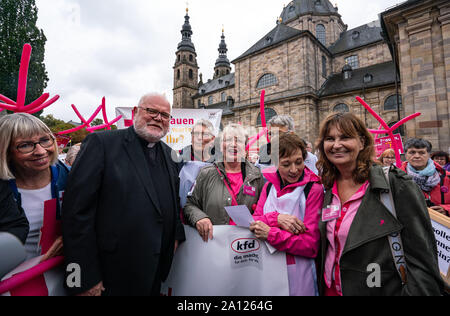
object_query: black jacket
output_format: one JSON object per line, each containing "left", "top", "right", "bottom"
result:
{"left": 62, "top": 127, "right": 185, "bottom": 296}
{"left": 0, "top": 181, "right": 29, "bottom": 244}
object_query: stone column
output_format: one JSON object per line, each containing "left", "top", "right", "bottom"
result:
{"left": 438, "top": 3, "right": 450, "bottom": 152}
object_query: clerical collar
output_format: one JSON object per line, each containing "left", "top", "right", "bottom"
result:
{"left": 148, "top": 143, "right": 156, "bottom": 148}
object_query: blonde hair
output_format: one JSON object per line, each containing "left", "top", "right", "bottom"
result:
{"left": 0, "top": 113, "right": 58, "bottom": 180}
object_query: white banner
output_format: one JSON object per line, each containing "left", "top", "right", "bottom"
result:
{"left": 161, "top": 225, "right": 289, "bottom": 296}
{"left": 115, "top": 108, "right": 223, "bottom": 151}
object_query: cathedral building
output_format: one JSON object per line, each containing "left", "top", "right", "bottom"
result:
{"left": 173, "top": 0, "right": 450, "bottom": 152}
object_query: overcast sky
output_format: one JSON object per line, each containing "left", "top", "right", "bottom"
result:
{"left": 33, "top": 0, "right": 404, "bottom": 122}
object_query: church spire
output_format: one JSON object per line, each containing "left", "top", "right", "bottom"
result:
{"left": 214, "top": 27, "right": 231, "bottom": 79}
{"left": 177, "top": 7, "right": 196, "bottom": 53}
{"left": 173, "top": 8, "right": 198, "bottom": 109}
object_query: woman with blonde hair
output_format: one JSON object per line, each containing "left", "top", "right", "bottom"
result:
{"left": 0, "top": 113, "right": 69, "bottom": 261}
{"left": 315, "top": 112, "right": 442, "bottom": 296}
{"left": 378, "top": 149, "right": 396, "bottom": 167}
{"left": 184, "top": 123, "right": 265, "bottom": 242}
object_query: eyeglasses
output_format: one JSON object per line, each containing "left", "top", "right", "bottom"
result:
{"left": 192, "top": 132, "right": 214, "bottom": 138}
{"left": 138, "top": 107, "right": 172, "bottom": 121}
{"left": 16, "top": 136, "right": 55, "bottom": 154}
{"left": 383, "top": 157, "right": 396, "bottom": 161}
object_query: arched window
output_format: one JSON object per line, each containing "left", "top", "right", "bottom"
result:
{"left": 256, "top": 108, "right": 277, "bottom": 126}
{"left": 208, "top": 96, "right": 213, "bottom": 105}
{"left": 221, "top": 92, "right": 226, "bottom": 102}
{"left": 189, "top": 69, "right": 193, "bottom": 80}
{"left": 333, "top": 103, "right": 349, "bottom": 113}
{"left": 189, "top": 54, "right": 193, "bottom": 62}
{"left": 257, "top": 73, "right": 278, "bottom": 89}
{"left": 316, "top": 24, "right": 326, "bottom": 45}
{"left": 177, "top": 69, "right": 180, "bottom": 80}
{"left": 384, "top": 94, "right": 402, "bottom": 111}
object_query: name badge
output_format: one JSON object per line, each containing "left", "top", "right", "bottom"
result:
{"left": 322, "top": 205, "right": 341, "bottom": 222}
{"left": 244, "top": 185, "right": 256, "bottom": 197}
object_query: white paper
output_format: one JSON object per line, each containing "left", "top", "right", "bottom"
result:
{"left": 224, "top": 205, "right": 254, "bottom": 228}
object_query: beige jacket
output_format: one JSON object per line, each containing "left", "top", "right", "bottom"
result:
{"left": 184, "top": 161, "right": 265, "bottom": 226}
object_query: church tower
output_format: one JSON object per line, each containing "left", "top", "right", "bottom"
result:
{"left": 213, "top": 28, "right": 231, "bottom": 79}
{"left": 173, "top": 8, "right": 199, "bottom": 109}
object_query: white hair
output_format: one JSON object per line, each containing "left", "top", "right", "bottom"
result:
{"left": 268, "top": 115, "right": 295, "bottom": 132}
{"left": 138, "top": 93, "right": 171, "bottom": 110}
{"left": 192, "top": 119, "right": 215, "bottom": 135}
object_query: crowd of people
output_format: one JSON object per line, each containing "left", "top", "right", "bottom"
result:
{"left": 0, "top": 92, "right": 448, "bottom": 296}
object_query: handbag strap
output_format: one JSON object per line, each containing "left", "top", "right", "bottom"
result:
{"left": 380, "top": 166, "right": 408, "bottom": 285}
{"left": 215, "top": 166, "right": 239, "bottom": 206}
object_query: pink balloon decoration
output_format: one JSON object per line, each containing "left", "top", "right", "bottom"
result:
{"left": 57, "top": 97, "right": 122, "bottom": 135}
{"left": 0, "top": 44, "right": 60, "bottom": 114}
{"left": 246, "top": 128, "right": 268, "bottom": 152}
{"left": 356, "top": 96, "right": 421, "bottom": 168}
{"left": 56, "top": 104, "right": 103, "bottom": 136}
{"left": 245, "top": 90, "right": 269, "bottom": 152}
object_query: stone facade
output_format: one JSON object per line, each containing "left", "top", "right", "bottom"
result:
{"left": 174, "top": 0, "right": 450, "bottom": 152}
{"left": 382, "top": 0, "right": 450, "bottom": 152}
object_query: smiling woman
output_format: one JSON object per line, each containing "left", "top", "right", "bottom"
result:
{"left": 315, "top": 112, "right": 444, "bottom": 296}
{"left": 0, "top": 113, "right": 69, "bottom": 262}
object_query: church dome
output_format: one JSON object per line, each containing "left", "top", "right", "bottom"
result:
{"left": 280, "top": 0, "right": 339, "bottom": 24}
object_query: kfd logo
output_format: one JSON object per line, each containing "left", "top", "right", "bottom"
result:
{"left": 231, "top": 238, "right": 260, "bottom": 254}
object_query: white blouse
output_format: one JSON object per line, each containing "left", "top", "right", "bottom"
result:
{"left": 18, "top": 183, "right": 52, "bottom": 260}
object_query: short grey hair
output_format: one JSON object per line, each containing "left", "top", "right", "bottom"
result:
{"left": 192, "top": 119, "right": 215, "bottom": 136}
{"left": 65, "top": 144, "right": 81, "bottom": 166}
{"left": 404, "top": 138, "right": 432, "bottom": 153}
{"left": 220, "top": 123, "right": 249, "bottom": 145}
{"left": 268, "top": 115, "right": 295, "bottom": 132}
{"left": 0, "top": 113, "right": 58, "bottom": 180}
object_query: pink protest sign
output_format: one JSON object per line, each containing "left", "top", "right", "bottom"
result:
{"left": 375, "top": 134, "right": 404, "bottom": 157}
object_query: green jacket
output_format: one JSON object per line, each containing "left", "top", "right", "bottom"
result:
{"left": 317, "top": 164, "right": 444, "bottom": 296}
{"left": 184, "top": 161, "right": 265, "bottom": 226}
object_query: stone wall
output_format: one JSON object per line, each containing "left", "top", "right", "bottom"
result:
{"left": 389, "top": 1, "right": 450, "bottom": 152}
{"left": 332, "top": 42, "right": 392, "bottom": 73}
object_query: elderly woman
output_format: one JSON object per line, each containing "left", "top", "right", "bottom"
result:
{"left": 64, "top": 144, "right": 81, "bottom": 167}
{"left": 400, "top": 139, "right": 450, "bottom": 216}
{"left": 378, "top": 149, "right": 396, "bottom": 167}
{"left": 184, "top": 124, "right": 265, "bottom": 242}
{"left": 431, "top": 151, "right": 450, "bottom": 172}
{"left": 250, "top": 133, "right": 324, "bottom": 296}
{"left": 257, "top": 115, "right": 318, "bottom": 175}
{"left": 258, "top": 115, "right": 295, "bottom": 166}
{"left": 0, "top": 113, "right": 69, "bottom": 261}
{"left": 178, "top": 119, "right": 216, "bottom": 208}
{"left": 316, "top": 112, "right": 443, "bottom": 296}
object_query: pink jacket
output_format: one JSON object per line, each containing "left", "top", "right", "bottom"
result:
{"left": 253, "top": 167, "right": 323, "bottom": 258}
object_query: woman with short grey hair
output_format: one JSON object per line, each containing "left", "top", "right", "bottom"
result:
{"left": 268, "top": 115, "right": 295, "bottom": 133}
{"left": 0, "top": 113, "right": 70, "bottom": 261}
{"left": 65, "top": 144, "right": 81, "bottom": 167}
{"left": 184, "top": 123, "right": 264, "bottom": 242}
